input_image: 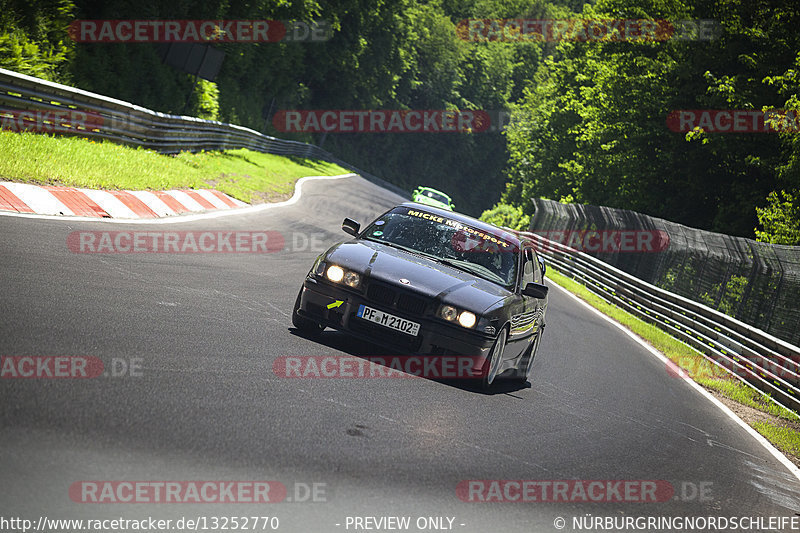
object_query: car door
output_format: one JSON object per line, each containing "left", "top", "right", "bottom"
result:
{"left": 506, "top": 246, "right": 539, "bottom": 360}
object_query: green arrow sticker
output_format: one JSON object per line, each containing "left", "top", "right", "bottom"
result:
{"left": 327, "top": 300, "right": 344, "bottom": 309}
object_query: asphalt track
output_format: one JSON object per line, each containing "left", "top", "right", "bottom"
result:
{"left": 1, "top": 176, "right": 799, "bottom": 532}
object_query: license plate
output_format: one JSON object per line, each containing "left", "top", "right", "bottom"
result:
{"left": 357, "top": 304, "right": 420, "bottom": 336}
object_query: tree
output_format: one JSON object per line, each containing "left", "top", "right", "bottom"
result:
{"left": 503, "top": 0, "right": 800, "bottom": 238}
{"left": 0, "top": 0, "right": 76, "bottom": 82}
{"left": 480, "top": 202, "right": 530, "bottom": 230}
{"left": 755, "top": 190, "right": 800, "bottom": 245}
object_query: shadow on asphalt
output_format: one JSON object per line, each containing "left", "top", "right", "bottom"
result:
{"left": 288, "top": 327, "right": 531, "bottom": 396}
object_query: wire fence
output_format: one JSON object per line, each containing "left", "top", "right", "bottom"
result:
{"left": 528, "top": 197, "right": 800, "bottom": 348}
{"left": 516, "top": 228, "right": 800, "bottom": 414}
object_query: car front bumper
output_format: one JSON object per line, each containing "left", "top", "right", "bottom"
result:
{"left": 296, "top": 278, "right": 495, "bottom": 362}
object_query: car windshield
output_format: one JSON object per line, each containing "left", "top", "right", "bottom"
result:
{"left": 422, "top": 190, "right": 449, "bottom": 204}
{"left": 362, "top": 208, "right": 518, "bottom": 288}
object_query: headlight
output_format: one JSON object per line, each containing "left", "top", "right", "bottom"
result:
{"left": 440, "top": 305, "right": 458, "bottom": 321}
{"left": 326, "top": 265, "right": 344, "bottom": 282}
{"left": 458, "top": 311, "right": 477, "bottom": 328}
{"left": 438, "top": 305, "right": 477, "bottom": 328}
{"left": 324, "top": 264, "right": 361, "bottom": 288}
{"left": 343, "top": 271, "right": 361, "bottom": 288}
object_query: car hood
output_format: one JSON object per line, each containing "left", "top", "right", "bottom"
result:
{"left": 325, "top": 240, "right": 511, "bottom": 313}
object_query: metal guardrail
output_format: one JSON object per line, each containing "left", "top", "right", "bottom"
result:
{"left": 0, "top": 68, "right": 408, "bottom": 198}
{"left": 518, "top": 231, "right": 800, "bottom": 414}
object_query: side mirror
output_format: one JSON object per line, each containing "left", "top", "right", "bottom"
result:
{"left": 342, "top": 217, "right": 360, "bottom": 237}
{"left": 522, "top": 282, "right": 548, "bottom": 299}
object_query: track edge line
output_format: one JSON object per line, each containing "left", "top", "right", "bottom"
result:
{"left": 547, "top": 280, "right": 800, "bottom": 482}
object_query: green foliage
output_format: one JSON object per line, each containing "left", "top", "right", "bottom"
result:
{"left": 755, "top": 190, "right": 800, "bottom": 245}
{"left": 0, "top": 0, "right": 76, "bottom": 82}
{"left": 307, "top": 0, "right": 534, "bottom": 214}
{"left": 698, "top": 275, "right": 749, "bottom": 315}
{"left": 503, "top": 0, "right": 800, "bottom": 238}
{"left": 190, "top": 80, "right": 220, "bottom": 121}
{"left": 479, "top": 202, "right": 530, "bottom": 230}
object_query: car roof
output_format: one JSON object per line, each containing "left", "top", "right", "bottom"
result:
{"left": 397, "top": 202, "right": 526, "bottom": 249}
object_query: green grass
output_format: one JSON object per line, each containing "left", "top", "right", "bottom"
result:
{"left": 752, "top": 422, "right": 800, "bottom": 458}
{"left": 0, "top": 131, "right": 349, "bottom": 203}
{"left": 546, "top": 268, "right": 800, "bottom": 451}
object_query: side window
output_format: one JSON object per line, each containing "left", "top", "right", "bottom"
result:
{"left": 522, "top": 248, "right": 536, "bottom": 288}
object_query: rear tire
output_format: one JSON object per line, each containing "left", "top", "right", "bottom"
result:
{"left": 292, "top": 289, "right": 324, "bottom": 334}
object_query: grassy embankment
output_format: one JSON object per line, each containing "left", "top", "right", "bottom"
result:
{"left": 0, "top": 131, "right": 349, "bottom": 203}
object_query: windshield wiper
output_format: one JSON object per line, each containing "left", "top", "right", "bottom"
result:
{"left": 364, "top": 237, "right": 442, "bottom": 261}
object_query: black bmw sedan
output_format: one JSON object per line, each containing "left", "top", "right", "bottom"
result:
{"left": 292, "top": 203, "right": 549, "bottom": 389}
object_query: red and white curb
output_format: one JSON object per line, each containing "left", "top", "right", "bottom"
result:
{"left": 0, "top": 181, "right": 247, "bottom": 219}
{"left": 0, "top": 174, "right": 356, "bottom": 224}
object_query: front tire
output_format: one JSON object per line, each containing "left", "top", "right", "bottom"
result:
{"left": 480, "top": 328, "right": 508, "bottom": 390}
{"left": 292, "top": 289, "right": 324, "bottom": 334}
{"left": 512, "top": 329, "right": 542, "bottom": 383}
